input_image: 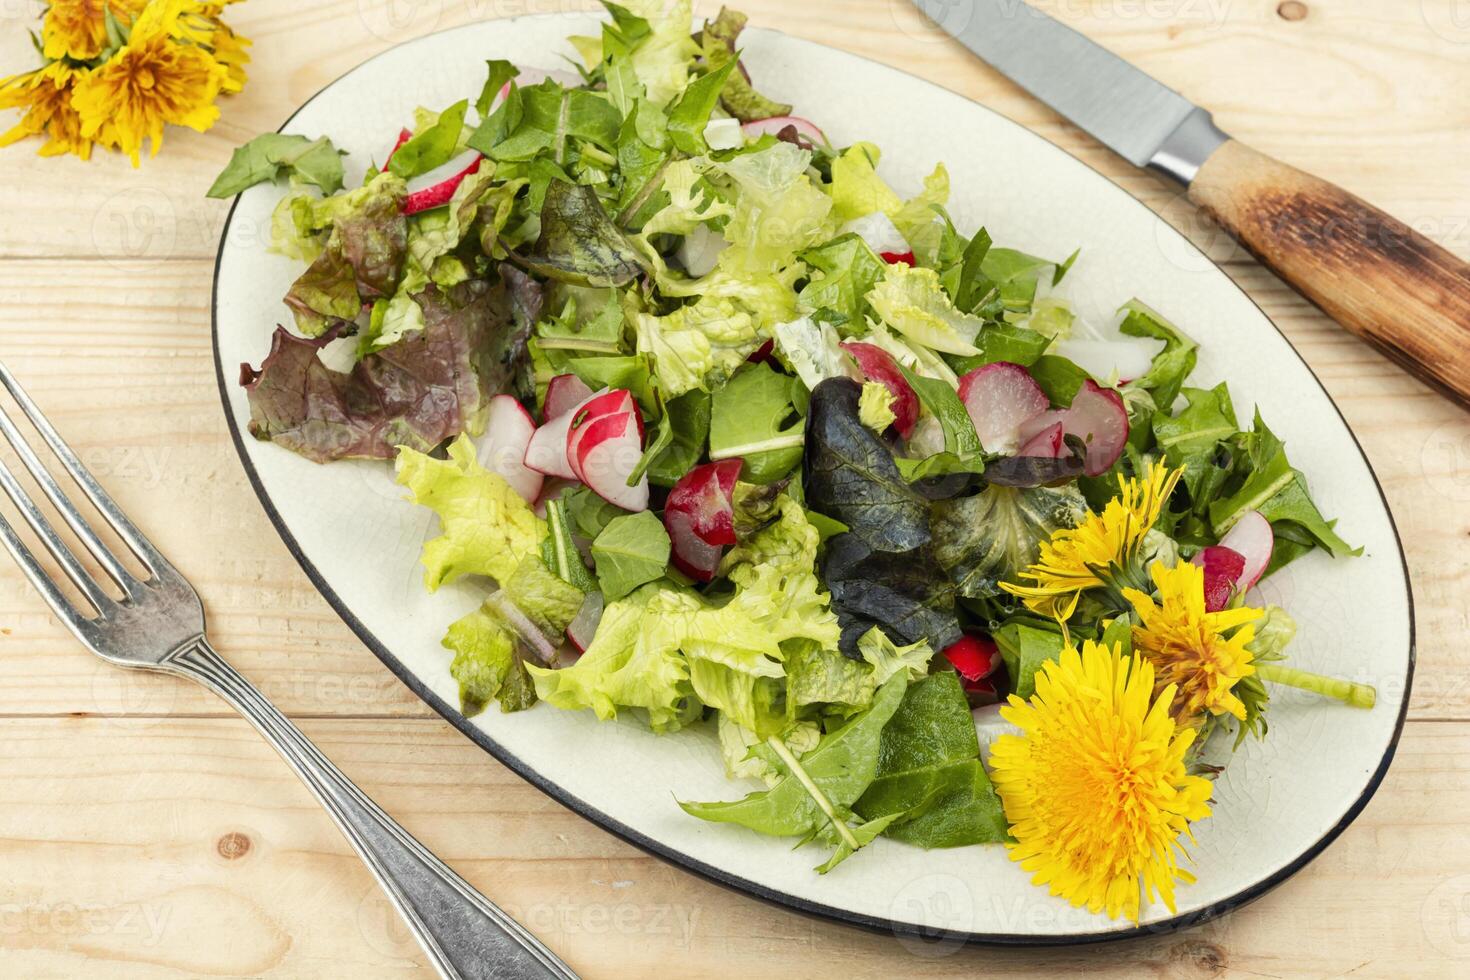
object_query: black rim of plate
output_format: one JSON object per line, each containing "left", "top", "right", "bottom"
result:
{"left": 209, "top": 15, "right": 1416, "bottom": 948}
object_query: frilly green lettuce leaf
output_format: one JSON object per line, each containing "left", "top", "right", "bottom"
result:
{"left": 396, "top": 434, "right": 547, "bottom": 589}
{"left": 444, "top": 604, "right": 535, "bottom": 716}
{"left": 858, "top": 381, "right": 896, "bottom": 433}
{"left": 772, "top": 314, "right": 850, "bottom": 392}
{"left": 866, "top": 263, "right": 984, "bottom": 356}
{"left": 641, "top": 157, "right": 733, "bottom": 235}
{"left": 634, "top": 295, "right": 763, "bottom": 397}
{"left": 717, "top": 141, "right": 834, "bottom": 275}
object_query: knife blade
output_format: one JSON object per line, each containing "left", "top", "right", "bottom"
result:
{"left": 911, "top": 0, "right": 1228, "bottom": 183}
{"left": 910, "top": 0, "right": 1470, "bottom": 409}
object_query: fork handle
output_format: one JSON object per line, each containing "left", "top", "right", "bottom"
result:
{"left": 161, "top": 638, "right": 578, "bottom": 980}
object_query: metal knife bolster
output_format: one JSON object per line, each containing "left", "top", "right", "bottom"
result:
{"left": 1147, "top": 108, "right": 1231, "bottom": 186}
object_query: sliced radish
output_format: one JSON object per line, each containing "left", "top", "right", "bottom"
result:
{"left": 663, "top": 460, "right": 742, "bottom": 581}
{"left": 1052, "top": 337, "right": 1161, "bottom": 383}
{"left": 383, "top": 127, "right": 412, "bottom": 167}
{"left": 957, "top": 362, "right": 1050, "bottom": 455}
{"left": 703, "top": 117, "right": 744, "bottom": 151}
{"left": 1059, "top": 380, "right": 1130, "bottom": 477}
{"left": 402, "top": 150, "right": 482, "bottom": 215}
{"left": 740, "top": 114, "right": 829, "bottom": 146}
{"left": 1016, "top": 420, "right": 1065, "bottom": 459}
{"left": 1217, "top": 510, "right": 1274, "bottom": 591}
{"left": 479, "top": 395, "right": 543, "bottom": 503}
{"left": 747, "top": 339, "right": 775, "bottom": 364}
{"left": 1192, "top": 545, "right": 1247, "bottom": 613}
{"left": 942, "top": 634, "right": 1005, "bottom": 707}
{"left": 566, "top": 591, "right": 604, "bottom": 655}
{"left": 572, "top": 412, "right": 648, "bottom": 511}
{"left": 841, "top": 341, "right": 919, "bottom": 438}
{"left": 880, "top": 251, "right": 916, "bottom": 265}
{"left": 524, "top": 390, "right": 604, "bottom": 479}
{"left": 543, "top": 374, "right": 594, "bottom": 421}
{"left": 840, "top": 211, "right": 908, "bottom": 258}
{"left": 676, "top": 222, "right": 727, "bottom": 277}
{"left": 566, "top": 390, "right": 641, "bottom": 480}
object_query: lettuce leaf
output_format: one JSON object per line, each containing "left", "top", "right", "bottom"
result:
{"left": 717, "top": 141, "right": 834, "bottom": 275}
{"left": 866, "top": 263, "right": 984, "bottom": 356}
{"left": 444, "top": 604, "right": 538, "bottom": 715}
{"left": 241, "top": 280, "right": 509, "bottom": 463}
{"left": 640, "top": 158, "right": 733, "bottom": 236}
{"left": 796, "top": 233, "right": 886, "bottom": 325}
{"left": 634, "top": 295, "right": 763, "bottom": 398}
{"left": 700, "top": 7, "right": 794, "bottom": 123}
{"left": 396, "top": 435, "right": 547, "bottom": 589}
{"left": 591, "top": 511, "right": 671, "bottom": 600}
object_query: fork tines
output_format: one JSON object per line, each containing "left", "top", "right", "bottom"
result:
{"left": 0, "top": 361, "right": 161, "bottom": 622}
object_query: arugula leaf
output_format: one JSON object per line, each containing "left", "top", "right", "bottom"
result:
{"left": 666, "top": 58, "right": 737, "bottom": 154}
{"left": 473, "top": 80, "right": 621, "bottom": 162}
{"left": 207, "top": 133, "right": 346, "bottom": 198}
{"left": 475, "top": 60, "right": 520, "bottom": 118}
{"left": 645, "top": 389, "right": 711, "bottom": 487}
{"left": 954, "top": 323, "right": 1051, "bottom": 369}
{"left": 389, "top": 99, "right": 468, "bottom": 179}
{"left": 679, "top": 673, "right": 908, "bottom": 872}
{"left": 993, "top": 620, "right": 1066, "bottom": 699}
{"left": 1117, "top": 299, "right": 1198, "bottom": 411}
{"left": 520, "top": 180, "right": 644, "bottom": 286}
{"left": 1027, "top": 353, "right": 1092, "bottom": 406}
{"left": 1208, "top": 411, "right": 1359, "bottom": 566}
{"left": 564, "top": 485, "right": 625, "bottom": 539}
{"left": 855, "top": 672, "right": 1008, "bottom": 848}
{"left": 709, "top": 361, "right": 805, "bottom": 484}
{"left": 591, "top": 511, "right": 671, "bottom": 600}
{"left": 894, "top": 362, "right": 982, "bottom": 460}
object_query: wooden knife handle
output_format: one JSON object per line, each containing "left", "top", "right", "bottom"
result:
{"left": 1188, "top": 139, "right": 1470, "bottom": 408}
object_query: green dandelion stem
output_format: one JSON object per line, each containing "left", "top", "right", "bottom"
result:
{"left": 1256, "top": 663, "right": 1377, "bottom": 709}
{"left": 765, "top": 735, "right": 861, "bottom": 851}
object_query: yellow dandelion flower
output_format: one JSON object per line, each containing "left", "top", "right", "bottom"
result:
{"left": 0, "top": 62, "right": 95, "bottom": 160}
{"left": 40, "top": 0, "right": 148, "bottom": 61}
{"left": 1124, "top": 561, "right": 1259, "bottom": 728}
{"left": 1001, "top": 462, "right": 1182, "bottom": 622}
{"left": 204, "top": 20, "right": 251, "bottom": 94}
{"left": 989, "top": 640, "right": 1213, "bottom": 923}
{"left": 71, "top": 11, "right": 227, "bottom": 166}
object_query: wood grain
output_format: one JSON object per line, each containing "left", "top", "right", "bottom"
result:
{"left": 0, "top": 1, "right": 1468, "bottom": 976}
{"left": 1191, "top": 139, "right": 1470, "bottom": 407}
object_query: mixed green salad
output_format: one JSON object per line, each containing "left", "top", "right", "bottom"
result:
{"left": 217, "top": 3, "right": 1373, "bottom": 909}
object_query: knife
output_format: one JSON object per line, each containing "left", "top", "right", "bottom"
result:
{"left": 913, "top": 0, "right": 1470, "bottom": 409}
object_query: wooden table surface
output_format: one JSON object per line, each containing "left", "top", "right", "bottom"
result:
{"left": 2, "top": 1, "right": 1469, "bottom": 975}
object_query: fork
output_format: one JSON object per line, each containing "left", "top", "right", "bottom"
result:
{"left": 0, "top": 362, "right": 579, "bottom": 980}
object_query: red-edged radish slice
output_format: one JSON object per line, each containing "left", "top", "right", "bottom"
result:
{"left": 566, "top": 390, "right": 640, "bottom": 480}
{"left": 573, "top": 412, "right": 649, "bottom": 511}
{"left": 676, "top": 222, "right": 727, "bottom": 277}
{"left": 524, "top": 390, "right": 604, "bottom": 479}
{"left": 1062, "top": 381, "right": 1130, "bottom": 477}
{"left": 402, "top": 150, "right": 482, "bottom": 215}
{"left": 487, "top": 67, "right": 584, "bottom": 113}
{"left": 942, "top": 634, "right": 1000, "bottom": 682}
{"left": 480, "top": 395, "right": 543, "bottom": 503}
{"left": 747, "top": 339, "right": 775, "bottom": 364}
{"left": 879, "top": 251, "right": 916, "bottom": 265}
{"left": 841, "top": 341, "right": 919, "bottom": 438}
{"left": 957, "top": 362, "right": 1050, "bottom": 454}
{"left": 740, "top": 114, "right": 828, "bottom": 146}
{"left": 383, "top": 127, "right": 412, "bottom": 167}
{"left": 664, "top": 460, "right": 742, "bottom": 580}
{"left": 543, "top": 374, "right": 594, "bottom": 421}
{"left": 1016, "top": 420, "right": 1066, "bottom": 458}
{"left": 1192, "top": 545, "right": 1247, "bottom": 612}
{"left": 566, "top": 591, "right": 604, "bottom": 654}
{"left": 840, "top": 211, "right": 908, "bottom": 258}
{"left": 1217, "top": 510, "right": 1274, "bottom": 591}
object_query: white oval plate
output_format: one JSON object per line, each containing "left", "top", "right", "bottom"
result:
{"left": 212, "top": 14, "right": 1413, "bottom": 944}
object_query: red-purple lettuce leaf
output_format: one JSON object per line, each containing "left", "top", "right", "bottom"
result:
{"left": 241, "top": 279, "right": 514, "bottom": 462}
